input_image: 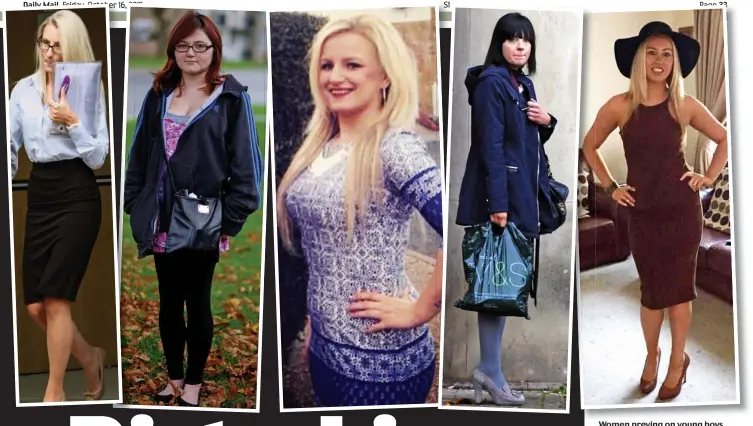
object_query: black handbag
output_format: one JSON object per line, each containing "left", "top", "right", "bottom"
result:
{"left": 539, "top": 152, "right": 569, "bottom": 235}
{"left": 454, "top": 222, "right": 538, "bottom": 319}
{"left": 161, "top": 149, "right": 223, "bottom": 256}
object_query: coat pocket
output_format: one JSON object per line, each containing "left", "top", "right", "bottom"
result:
{"left": 128, "top": 186, "right": 154, "bottom": 245}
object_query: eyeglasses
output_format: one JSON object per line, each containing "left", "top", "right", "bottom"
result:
{"left": 175, "top": 43, "right": 213, "bottom": 53}
{"left": 37, "top": 38, "right": 62, "bottom": 54}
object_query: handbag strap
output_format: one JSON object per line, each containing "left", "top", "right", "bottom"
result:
{"left": 155, "top": 93, "right": 180, "bottom": 197}
{"left": 161, "top": 146, "right": 180, "bottom": 197}
{"left": 532, "top": 237, "right": 539, "bottom": 306}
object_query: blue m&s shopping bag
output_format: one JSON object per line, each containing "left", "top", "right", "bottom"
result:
{"left": 454, "top": 222, "right": 537, "bottom": 319}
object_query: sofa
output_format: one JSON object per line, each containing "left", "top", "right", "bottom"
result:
{"left": 577, "top": 151, "right": 631, "bottom": 271}
{"left": 696, "top": 187, "right": 733, "bottom": 304}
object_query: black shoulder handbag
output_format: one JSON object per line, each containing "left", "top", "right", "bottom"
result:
{"left": 538, "top": 150, "right": 569, "bottom": 235}
{"left": 161, "top": 148, "right": 223, "bottom": 257}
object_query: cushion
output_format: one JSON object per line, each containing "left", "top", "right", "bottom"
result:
{"left": 577, "top": 164, "right": 590, "bottom": 218}
{"left": 703, "top": 168, "right": 731, "bottom": 234}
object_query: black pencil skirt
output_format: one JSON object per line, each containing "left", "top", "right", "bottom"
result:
{"left": 22, "top": 159, "right": 102, "bottom": 305}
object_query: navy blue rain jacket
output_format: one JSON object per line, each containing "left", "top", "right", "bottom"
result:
{"left": 123, "top": 74, "right": 264, "bottom": 258}
{"left": 456, "top": 65, "right": 557, "bottom": 238}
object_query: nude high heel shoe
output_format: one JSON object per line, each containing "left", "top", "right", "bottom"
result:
{"left": 84, "top": 348, "right": 106, "bottom": 401}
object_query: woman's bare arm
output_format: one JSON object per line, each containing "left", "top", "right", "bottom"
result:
{"left": 411, "top": 248, "right": 443, "bottom": 324}
{"left": 347, "top": 248, "right": 444, "bottom": 333}
{"left": 582, "top": 95, "right": 624, "bottom": 186}
{"left": 686, "top": 95, "right": 728, "bottom": 180}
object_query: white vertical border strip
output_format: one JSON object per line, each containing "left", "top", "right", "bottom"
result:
{"left": 565, "top": 8, "right": 585, "bottom": 415}
{"left": 576, "top": 7, "right": 586, "bottom": 407}
{"left": 4, "top": 4, "right": 124, "bottom": 407}
{"left": 3, "top": 7, "right": 22, "bottom": 408}
{"left": 434, "top": 3, "right": 448, "bottom": 411}
{"left": 253, "top": 9, "right": 273, "bottom": 414}
{"left": 116, "top": 5, "right": 134, "bottom": 409}
{"left": 103, "top": 4, "right": 126, "bottom": 406}
{"left": 116, "top": 0, "right": 131, "bottom": 291}
{"left": 575, "top": 11, "right": 588, "bottom": 409}
{"left": 435, "top": 2, "right": 456, "bottom": 412}
{"left": 721, "top": 5, "right": 741, "bottom": 406}
{"left": 269, "top": 8, "right": 285, "bottom": 412}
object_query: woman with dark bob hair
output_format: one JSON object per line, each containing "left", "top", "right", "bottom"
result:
{"left": 456, "top": 12, "right": 558, "bottom": 406}
{"left": 124, "top": 11, "right": 264, "bottom": 406}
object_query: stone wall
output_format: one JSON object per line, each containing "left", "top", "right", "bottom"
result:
{"left": 395, "top": 17, "right": 439, "bottom": 116}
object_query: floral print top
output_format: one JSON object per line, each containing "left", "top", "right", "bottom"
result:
{"left": 284, "top": 128, "right": 443, "bottom": 384}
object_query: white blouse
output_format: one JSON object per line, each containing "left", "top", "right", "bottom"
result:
{"left": 9, "top": 73, "right": 109, "bottom": 178}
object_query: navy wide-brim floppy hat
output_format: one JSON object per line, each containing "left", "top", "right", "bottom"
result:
{"left": 614, "top": 21, "right": 701, "bottom": 78}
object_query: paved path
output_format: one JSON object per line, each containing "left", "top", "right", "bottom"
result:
{"left": 125, "top": 68, "right": 268, "bottom": 119}
{"left": 442, "top": 386, "right": 567, "bottom": 410}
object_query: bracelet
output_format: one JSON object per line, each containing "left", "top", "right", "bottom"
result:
{"left": 604, "top": 181, "right": 620, "bottom": 195}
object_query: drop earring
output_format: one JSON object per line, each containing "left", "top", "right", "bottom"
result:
{"left": 381, "top": 86, "right": 387, "bottom": 104}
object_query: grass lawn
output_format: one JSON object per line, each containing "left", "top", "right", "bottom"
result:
{"left": 120, "top": 116, "right": 266, "bottom": 409}
{"left": 130, "top": 56, "right": 267, "bottom": 71}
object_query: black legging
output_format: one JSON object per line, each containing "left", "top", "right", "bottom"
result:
{"left": 154, "top": 250, "right": 217, "bottom": 384}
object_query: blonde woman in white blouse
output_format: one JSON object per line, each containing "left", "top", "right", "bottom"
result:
{"left": 9, "top": 10, "right": 109, "bottom": 403}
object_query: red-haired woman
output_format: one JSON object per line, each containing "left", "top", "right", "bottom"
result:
{"left": 123, "top": 11, "right": 264, "bottom": 406}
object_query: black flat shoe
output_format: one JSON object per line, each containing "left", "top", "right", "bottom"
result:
{"left": 177, "top": 396, "right": 199, "bottom": 407}
{"left": 153, "top": 378, "right": 183, "bottom": 404}
{"left": 153, "top": 393, "right": 174, "bottom": 404}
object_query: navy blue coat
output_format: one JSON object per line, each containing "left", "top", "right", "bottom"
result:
{"left": 456, "top": 65, "right": 557, "bottom": 238}
{"left": 124, "top": 74, "right": 264, "bottom": 258}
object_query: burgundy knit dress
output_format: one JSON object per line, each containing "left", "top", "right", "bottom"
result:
{"left": 620, "top": 98, "right": 703, "bottom": 309}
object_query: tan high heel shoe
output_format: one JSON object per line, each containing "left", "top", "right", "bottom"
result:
{"left": 658, "top": 352, "right": 690, "bottom": 400}
{"left": 84, "top": 347, "right": 106, "bottom": 401}
{"left": 640, "top": 347, "right": 661, "bottom": 394}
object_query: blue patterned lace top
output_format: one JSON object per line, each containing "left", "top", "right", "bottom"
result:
{"left": 285, "top": 128, "right": 443, "bottom": 385}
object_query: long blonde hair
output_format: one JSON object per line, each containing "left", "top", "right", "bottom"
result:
{"left": 276, "top": 14, "right": 419, "bottom": 251}
{"left": 35, "top": 10, "right": 96, "bottom": 104}
{"left": 623, "top": 35, "right": 687, "bottom": 142}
